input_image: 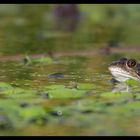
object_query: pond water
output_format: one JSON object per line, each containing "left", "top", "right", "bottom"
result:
{"left": 0, "top": 52, "right": 140, "bottom": 136}
{"left": 1, "top": 4, "right": 140, "bottom": 136}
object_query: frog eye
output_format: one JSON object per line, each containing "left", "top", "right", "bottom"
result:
{"left": 127, "top": 59, "right": 137, "bottom": 68}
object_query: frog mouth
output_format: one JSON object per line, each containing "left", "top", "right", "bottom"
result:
{"left": 108, "top": 67, "right": 138, "bottom": 82}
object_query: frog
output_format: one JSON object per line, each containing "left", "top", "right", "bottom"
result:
{"left": 108, "top": 57, "right": 140, "bottom": 82}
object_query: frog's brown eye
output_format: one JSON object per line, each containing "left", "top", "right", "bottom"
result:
{"left": 127, "top": 59, "right": 137, "bottom": 68}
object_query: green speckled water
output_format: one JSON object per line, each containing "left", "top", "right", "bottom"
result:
{"left": 0, "top": 53, "right": 140, "bottom": 136}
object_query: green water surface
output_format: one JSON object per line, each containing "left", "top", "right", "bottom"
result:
{"left": 0, "top": 54, "right": 140, "bottom": 136}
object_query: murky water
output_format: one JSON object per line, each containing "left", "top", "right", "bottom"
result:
{"left": 0, "top": 55, "right": 111, "bottom": 92}
{"left": 0, "top": 4, "right": 140, "bottom": 135}
{"left": 0, "top": 53, "right": 140, "bottom": 136}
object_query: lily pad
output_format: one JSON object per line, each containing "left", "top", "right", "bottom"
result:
{"left": 0, "top": 99, "right": 48, "bottom": 127}
{"left": 101, "top": 92, "right": 132, "bottom": 98}
{"left": 125, "top": 79, "right": 139, "bottom": 86}
{"left": 78, "top": 83, "right": 95, "bottom": 90}
{"left": 32, "top": 57, "right": 54, "bottom": 64}
{"left": 22, "top": 55, "right": 54, "bottom": 65}
{"left": 0, "top": 82, "right": 13, "bottom": 91}
{"left": 43, "top": 84, "right": 94, "bottom": 99}
{"left": 0, "top": 88, "right": 38, "bottom": 99}
{"left": 47, "top": 88, "right": 86, "bottom": 99}
{"left": 19, "top": 107, "right": 47, "bottom": 122}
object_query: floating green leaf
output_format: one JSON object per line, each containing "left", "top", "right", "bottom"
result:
{"left": 0, "top": 88, "right": 38, "bottom": 99}
{"left": 78, "top": 83, "right": 95, "bottom": 90}
{"left": 125, "top": 79, "right": 139, "bottom": 86}
{"left": 32, "top": 57, "right": 54, "bottom": 64}
{"left": 19, "top": 107, "right": 47, "bottom": 121}
{"left": 43, "top": 84, "right": 94, "bottom": 99}
{"left": 0, "top": 82, "right": 13, "bottom": 91}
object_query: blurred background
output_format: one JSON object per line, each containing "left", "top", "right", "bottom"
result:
{"left": 0, "top": 4, "right": 140, "bottom": 55}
